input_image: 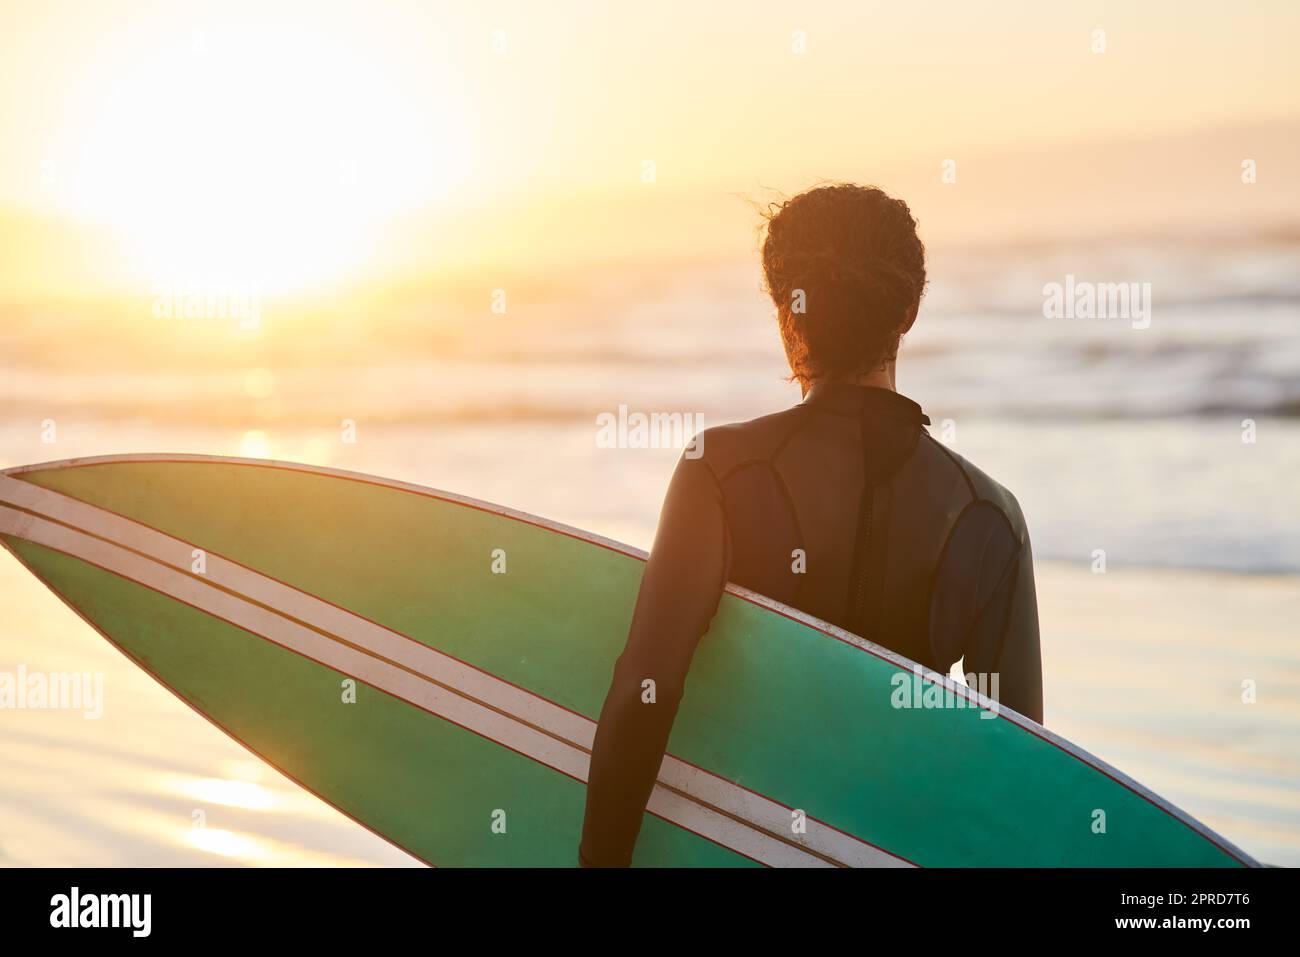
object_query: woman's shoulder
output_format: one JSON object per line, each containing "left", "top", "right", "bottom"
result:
{"left": 916, "top": 432, "right": 1029, "bottom": 537}
{"left": 687, "top": 405, "right": 812, "bottom": 478}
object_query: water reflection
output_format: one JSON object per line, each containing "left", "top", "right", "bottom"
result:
{"left": 179, "top": 777, "right": 277, "bottom": 812}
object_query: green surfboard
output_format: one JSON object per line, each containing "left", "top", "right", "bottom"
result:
{"left": 0, "top": 455, "right": 1257, "bottom": 867}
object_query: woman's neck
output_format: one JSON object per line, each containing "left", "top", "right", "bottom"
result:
{"left": 802, "top": 364, "right": 896, "bottom": 397}
{"left": 847, "top": 365, "right": 896, "bottom": 391}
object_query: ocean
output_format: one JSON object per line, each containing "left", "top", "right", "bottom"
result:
{"left": 1, "top": 233, "right": 1297, "bottom": 865}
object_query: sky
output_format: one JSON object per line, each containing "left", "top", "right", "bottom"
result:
{"left": 0, "top": 2, "right": 1297, "bottom": 868}
{"left": 0, "top": 0, "right": 1297, "bottom": 296}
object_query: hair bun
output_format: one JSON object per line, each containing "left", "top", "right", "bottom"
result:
{"left": 778, "top": 251, "right": 917, "bottom": 318}
{"left": 760, "top": 183, "right": 927, "bottom": 382}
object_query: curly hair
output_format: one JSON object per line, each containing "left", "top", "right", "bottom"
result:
{"left": 761, "top": 183, "right": 927, "bottom": 385}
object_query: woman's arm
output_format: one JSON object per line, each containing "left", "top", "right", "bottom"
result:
{"left": 930, "top": 501, "right": 1044, "bottom": 725}
{"left": 961, "top": 531, "right": 1044, "bottom": 725}
{"left": 579, "top": 450, "right": 730, "bottom": 866}
{"left": 980, "top": 536, "right": 1043, "bottom": 724}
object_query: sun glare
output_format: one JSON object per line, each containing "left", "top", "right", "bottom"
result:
{"left": 51, "top": 17, "right": 473, "bottom": 294}
{"left": 187, "top": 826, "right": 269, "bottom": 860}
{"left": 239, "top": 430, "right": 272, "bottom": 459}
{"left": 184, "top": 777, "right": 278, "bottom": 811}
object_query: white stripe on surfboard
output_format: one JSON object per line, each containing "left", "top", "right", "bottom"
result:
{"left": 0, "top": 475, "right": 904, "bottom": 868}
{"left": 0, "top": 455, "right": 1259, "bottom": 867}
{"left": 0, "top": 496, "right": 902, "bottom": 867}
{"left": 0, "top": 504, "right": 830, "bottom": 868}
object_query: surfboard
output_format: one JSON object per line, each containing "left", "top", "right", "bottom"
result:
{"left": 0, "top": 454, "right": 1258, "bottom": 867}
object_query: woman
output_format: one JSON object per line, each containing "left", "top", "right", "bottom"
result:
{"left": 580, "top": 183, "right": 1042, "bottom": 867}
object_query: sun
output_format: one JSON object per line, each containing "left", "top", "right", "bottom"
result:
{"left": 51, "top": 15, "right": 473, "bottom": 295}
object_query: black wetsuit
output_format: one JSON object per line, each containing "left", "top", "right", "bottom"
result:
{"left": 579, "top": 382, "right": 1043, "bottom": 866}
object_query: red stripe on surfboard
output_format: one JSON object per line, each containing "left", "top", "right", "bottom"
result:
{"left": 0, "top": 536, "right": 779, "bottom": 868}
{"left": 8, "top": 454, "right": 1256, "bottom": 867}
